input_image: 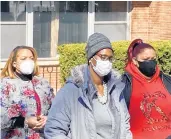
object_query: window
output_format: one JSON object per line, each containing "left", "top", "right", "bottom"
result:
{"left": 94, "top": 1, "right": 129, "bottom": 41}
{"left": 95, "top": 1, "right": 127, "bottom": 21}
{"left": 0, "top": 1, "right": 26, "bottom": 59}
{"left": 95, "top": 24, "right": 127, "bottom": 40}
{"left": 0, "top": 1, "right": 129, "bottom": 59}
{"left": 58, "top": 1, "right": 88, "bottom": 45}
{"left": 33, "top": 1, "right": 88, "bottom": 58}
{"left": 1, "top": 1, "right": 26, "bottom": 21}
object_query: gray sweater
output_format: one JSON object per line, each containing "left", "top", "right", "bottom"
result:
{"left": 88, "top": 71, "right": 120, "bottom": 139}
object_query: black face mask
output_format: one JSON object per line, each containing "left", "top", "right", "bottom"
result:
{"left": 137, "top": 59, "right": 157, "bottom": 77}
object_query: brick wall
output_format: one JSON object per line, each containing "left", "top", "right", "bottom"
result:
{"left": 131, "top": 1, "right": 171, "bottom": 40}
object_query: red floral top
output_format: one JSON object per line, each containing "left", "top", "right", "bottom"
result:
{"left": 0, "top": 76, "right": 54, "bottom": 139}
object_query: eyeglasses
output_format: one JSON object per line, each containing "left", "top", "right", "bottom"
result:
{"left": 96, "top": 54, "right": 114, "bottom": 62}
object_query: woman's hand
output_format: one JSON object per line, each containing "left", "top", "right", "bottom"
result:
{"left": 26, "top": 116, "right": 39, "bottom": 129}
{"left": 33, "top": 115, "right": 47, "bottom": 130}
{"left": 25, "top": 115, "right": 47, "bottom": 130}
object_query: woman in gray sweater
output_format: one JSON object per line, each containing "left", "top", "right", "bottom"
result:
{"left": 45, "top": 33, "right": 132, "bottom": 139}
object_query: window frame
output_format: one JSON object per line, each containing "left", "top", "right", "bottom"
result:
{"left": 88, "top": 1, "right": 131, "bottom": 40}
{"left": 0, "top": 2, "right": 33, "bottom": 46}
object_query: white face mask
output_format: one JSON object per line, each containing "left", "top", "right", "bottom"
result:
{"left": 91, "top": 57, "right": 112, "bottom": 77}
{"left": 19, "top": 60, "right": 35, "bottom": 75}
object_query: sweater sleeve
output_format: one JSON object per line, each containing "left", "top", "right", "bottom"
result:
{"left": 0, "top": 79, "right": 25, "bottom": 130}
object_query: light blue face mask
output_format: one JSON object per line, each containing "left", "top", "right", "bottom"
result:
{"left": 90, "top": 57, "right": 112, "bottom": 77}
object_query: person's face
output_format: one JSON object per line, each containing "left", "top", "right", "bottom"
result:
{"left": 132, "top": 48, "right": 157, "bottom": 68}
{"left": 13, "top": 49, "right": 34, "bottom": 72}
{"left": 90, "top": 48, "right": 114, "bottom": 66}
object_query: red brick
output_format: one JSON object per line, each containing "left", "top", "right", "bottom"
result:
{"left": 131, "top": 1, "right": 171, "bottom": 40}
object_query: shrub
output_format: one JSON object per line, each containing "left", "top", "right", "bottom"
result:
{"left": 58, "top": 40, "right": 171, "bottom": 84}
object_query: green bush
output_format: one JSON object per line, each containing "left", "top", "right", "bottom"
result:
{"left": 58, "top": 40, "right": 171, "bottom": 84}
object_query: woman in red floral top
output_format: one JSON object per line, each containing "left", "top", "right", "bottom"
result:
{"left": 0, "top": 46, "right": 54, "bottom": 139}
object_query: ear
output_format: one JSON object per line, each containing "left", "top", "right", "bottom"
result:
{"left": 13, "top": 61, "right": 17, "bottom": 68}
{"left": 132, "top": 57, "right": 139, "bottom": 67}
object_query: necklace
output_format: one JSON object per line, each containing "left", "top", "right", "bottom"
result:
{"left": 97, "top": 83, "right": 108, "bottom": 105}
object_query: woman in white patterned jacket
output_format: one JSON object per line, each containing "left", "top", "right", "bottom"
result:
{"left": 1, "top": 46, "right": 54, "bottom": 139}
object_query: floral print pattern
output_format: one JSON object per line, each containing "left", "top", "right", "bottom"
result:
{"left": 0, "top": 76, "right": 54, "bottom": 139}
{"left": 8, "top": 103, "right": 27, "bottom": 118}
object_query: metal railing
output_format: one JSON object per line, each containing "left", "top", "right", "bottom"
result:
{"left": 39, "top": 64, "right": 59, "bottom": 92}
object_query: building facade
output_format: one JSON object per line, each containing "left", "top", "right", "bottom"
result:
{"left": 1, "top": 1, "right": 171, "bottom": 92}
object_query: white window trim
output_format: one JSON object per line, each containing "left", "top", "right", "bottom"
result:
{"left": 26, "top": 1, "right": 33, "bottom": 47}
{"left": 88, "top": 1, "right": 95, "bottom": 38}
{"left": 94, "top": 21, "right": 128, "bottom": 24}
{"left": 0, "top": 22, "right": 26, "bottom": 25}
{"left": 127, "top": 1, "right": 131, "bottom": 40}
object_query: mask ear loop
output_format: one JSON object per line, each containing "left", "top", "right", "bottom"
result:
{"left": 89, "top": 58, "right": 95, "bottom": 68}
{"left": 93, "top": 56, "right": 98, "bottom": 61}
{"left": 89, "top": 56, "right": 98, "bottom": 67}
